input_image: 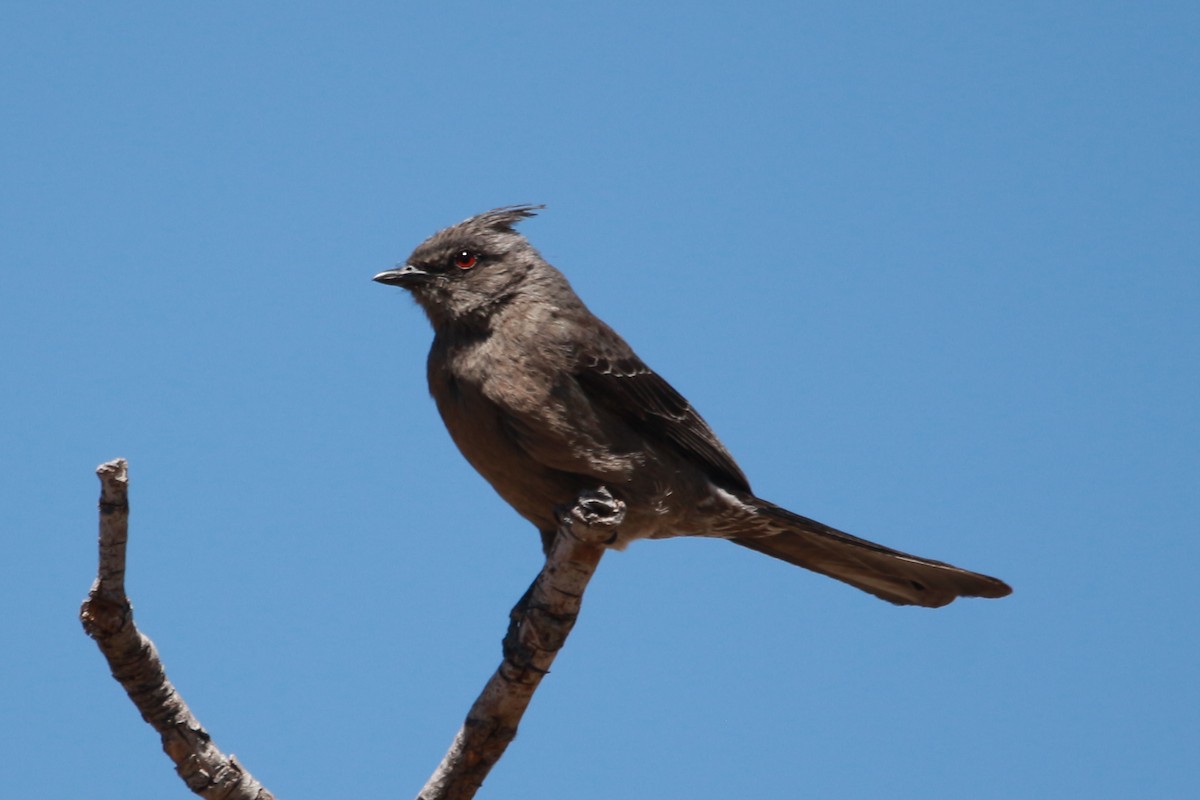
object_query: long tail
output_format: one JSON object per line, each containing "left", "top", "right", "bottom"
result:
{"left": 730, "top": 497, "right": 1011, "bottom": 607}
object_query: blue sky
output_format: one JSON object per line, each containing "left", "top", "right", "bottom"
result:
{"left": 3, "top": 2, "right": 1197, "bottom": 798}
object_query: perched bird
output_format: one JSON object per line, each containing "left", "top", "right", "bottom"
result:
{"left": 374, "top": 206, "right": 1011, "bottom": 607}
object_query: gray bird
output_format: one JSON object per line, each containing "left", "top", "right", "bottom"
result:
{"left": 374, "top": 205, "right": 1011, "bottom": 607}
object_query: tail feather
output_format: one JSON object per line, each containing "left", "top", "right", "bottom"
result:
{"left": 731, "top": 498, "right": 1011, "bottom": 608}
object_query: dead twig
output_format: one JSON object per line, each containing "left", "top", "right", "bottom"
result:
{"left": 80, "top": 459, "right": 275, "bottom": 800}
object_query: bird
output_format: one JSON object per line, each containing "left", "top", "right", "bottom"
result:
{"left": 373, "top": 205, "right": 1011, "bottom": 608}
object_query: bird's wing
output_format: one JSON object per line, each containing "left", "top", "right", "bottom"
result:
{"left": 573, "top": 327, "right": 752, "bottom": 494}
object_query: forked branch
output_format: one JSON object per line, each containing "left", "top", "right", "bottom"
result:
{"left": 81, "top": 460, "right": 618, "bottom": 800}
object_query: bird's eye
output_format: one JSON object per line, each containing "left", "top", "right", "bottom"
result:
{"left": 454, "top": 251, "right": 478, "bottom": 270}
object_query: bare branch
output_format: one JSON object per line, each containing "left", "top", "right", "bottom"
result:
{"left": 80, "top": 459, "right": 275, "bottom": 800}
{"left": 418, "top": 487, "right": 624, "bottom": 800}
{"left": 81, "top": 460, "right": 618, "bottom": 799}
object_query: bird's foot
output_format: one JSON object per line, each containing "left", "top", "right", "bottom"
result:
{"left": 558, "top": 486, "right": 626, "bottom": 545}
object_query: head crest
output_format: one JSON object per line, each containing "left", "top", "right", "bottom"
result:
{"left": 465, "top": 204, "right": 544, "bottom": 233}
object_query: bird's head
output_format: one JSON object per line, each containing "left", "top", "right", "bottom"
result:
{"left": 374, "top": 205, "right": 547, "bottom": 329}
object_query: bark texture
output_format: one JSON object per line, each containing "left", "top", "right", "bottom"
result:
{"left": 80, "top": 459, "right": 275, "bottom": 800}
{"left": 417, "top": 488, "right": 623, "bottom": 800}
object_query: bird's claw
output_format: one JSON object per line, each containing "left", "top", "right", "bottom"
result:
{"left": 573, "top": 487, "right": 626, "bottom": 527}
{"left": 552, "top": 487, "right": 626, "bottom": 545}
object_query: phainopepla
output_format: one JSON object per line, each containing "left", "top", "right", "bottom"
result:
{"left": 374, "top": 206, "right": 1011, "bottom": 607}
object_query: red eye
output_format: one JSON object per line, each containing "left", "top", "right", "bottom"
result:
{"left": 454, "top": 251, "right": 477, "bottom": 270}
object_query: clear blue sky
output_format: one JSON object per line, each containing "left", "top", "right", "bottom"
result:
{"left": 3, "top": 3, "right": 1197, "bottom": 798}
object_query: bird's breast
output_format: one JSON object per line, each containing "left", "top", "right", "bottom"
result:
{"left": 425, "top": 340, "right": 580, "bottom": 530}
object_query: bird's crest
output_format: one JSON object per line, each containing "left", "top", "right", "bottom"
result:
{"left": 409, "top": 205, "right": 544, "bottom": 264}
{"left": 464, "top": 204, "right": 544, "bottom": 234}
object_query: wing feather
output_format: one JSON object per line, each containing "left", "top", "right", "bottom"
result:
{"left": 573, "top": 328, "right": 751, "bottom": 493}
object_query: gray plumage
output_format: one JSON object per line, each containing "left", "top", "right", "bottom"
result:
{"left": 374, "top": 206, "right": 1011, "bottom": 607}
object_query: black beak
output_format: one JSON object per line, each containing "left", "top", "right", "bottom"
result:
{"left": 373, "top": 264, "right": 429, "bottom": 287}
